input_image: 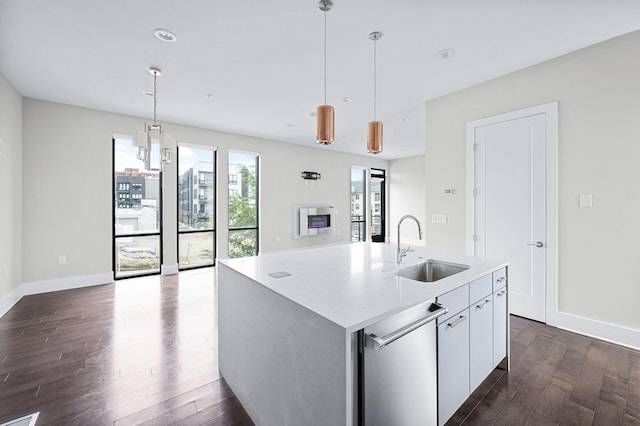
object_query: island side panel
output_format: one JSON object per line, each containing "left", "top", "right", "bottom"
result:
{"left": 218, "top": 263, "right": 349, "bottom": 426}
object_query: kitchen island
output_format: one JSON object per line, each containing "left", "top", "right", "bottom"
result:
{"left": 218, "top": 242, "right": 508, "bottom": 426}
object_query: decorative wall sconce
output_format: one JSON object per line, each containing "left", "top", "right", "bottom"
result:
{"left": 301, "top": 171, "right": 322, "bottom": 180}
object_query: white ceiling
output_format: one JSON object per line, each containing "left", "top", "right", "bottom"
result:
{"left": 2, "top": 0, "right": 640, "bottom": 160}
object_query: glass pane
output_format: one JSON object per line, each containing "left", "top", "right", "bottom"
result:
{"left": 114, "top": 137, "right": 161, "bottom": 236}
{"left": 178, "top": 146, "right": 215, "bottom": 231}
{"left": 371, "top": 169, "right": 385, "bottom": 242}
{"left": 115, "top": 235, "right": 160, "bottom": 278}
{"left": 228, "top": 229, "right": 257, "bottom": 259}
{"left": 351, "top": 167, "right": 366, "bottom": 242}
{"left": 228, "top": 152, "right": 258, "bottom": 229}
{"left": 179, "top": 231, "right": 215, "bottom": 268}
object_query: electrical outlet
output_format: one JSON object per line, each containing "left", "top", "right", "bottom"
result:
{"left": 58, "top": 256, "right": 66, "bottom": 265}
{"left": 432, "top": 214, "right": 448, "bottom": 224}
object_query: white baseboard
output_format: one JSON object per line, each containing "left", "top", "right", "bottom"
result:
{"left": 0, "top": 287, "right": 22, "bottom": 319}
{"left": 162, "top": 264, "right": 179, "bottom": 275}
{"left": 0, "top": 272, "right": 114, "bottom": 320}
{"left": 20, "top": 272, "right": 113, "bottom": 296}
{"left": 549, "top": 310, "right": 640, "bottom": 351}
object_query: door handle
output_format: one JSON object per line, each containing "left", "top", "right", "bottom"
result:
{"left": 528, "top": 241, "right": 544, "bottom": 248}
{"left": 364, "top": 303, "right": 448, "bottom": 351}
{"left": 447, "top": 315, "right": 467, "bottom": 329}
{"left": 475, "top": 299, "right": 491, "bottom": 310}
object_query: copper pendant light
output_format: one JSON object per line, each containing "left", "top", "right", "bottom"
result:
{"left": 367, "top": 120, "right": 383, "bottom": 154}
{"left": 316, "top": 0, "right": 335, "bottom": 145}
{"left": 317, "top": 104, "right": 334, "bottom": 144}
{"left": 367, "top": 31, "right": 383, "bottom": 154}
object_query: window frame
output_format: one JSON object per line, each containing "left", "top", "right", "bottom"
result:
{"left": 228, "top": 150, "right": 260, "bottom": 258}
{"left": 112, "top": 136, "right": 163, "bottom": 280}
{"left": 176, "top": 143, "right": 217, "bottom": 271}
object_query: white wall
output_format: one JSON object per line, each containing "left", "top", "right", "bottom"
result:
{"left": 0, "top": 73, "right": 22, "bottom": 313}
{"left": 389, "top": 155, "right": 425, "bottom": 246}
{"left": 425, "top": 30, "right": 640, "bottom": 341}
{"left": 21, "top": 99, "right": 388, "bottom": 287}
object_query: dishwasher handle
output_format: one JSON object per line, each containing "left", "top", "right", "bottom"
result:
{"left": 365, "top": 303, "right": 448, "bottom": 351}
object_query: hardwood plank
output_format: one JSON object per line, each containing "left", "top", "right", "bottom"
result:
{"left": 459, "top": 388, "right": 511, "bottom": 424}
{"left": 494, "top": 400, "right": 533, "bottom": 425}
{"left": 525, "top": 412, "right": 559, "bottom": 426}
{"left": 570, "top": 341, "right": 611, "bottom": 410}
{"left": 593, "top": 398, "right": 626, "bottom": 426}
{"left": 511, "top": 383, "right": 544, "bottom": 409}
{"left": 534, "top": 379, "right": 572, "bottom": 422}
{"left": 558, "top": 400, "right": 595, "bottom": 426}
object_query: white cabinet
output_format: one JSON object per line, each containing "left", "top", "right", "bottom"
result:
{"left": 492, "top": 267, "right": 508, "bottom": 367}
{"left": 469, "top": 274, "right": 494, "bottom": 391}
{"left": 493, "top": 286, "right": 508, "bottom": 366}
{"left": 469, "top": 293, "right": 493, "bottom": 391}
{"left": 437, "top": 269, "right": 509, "bottom": 426}
{"left": 437, "top": 309, "right": 469, "bottom": 426}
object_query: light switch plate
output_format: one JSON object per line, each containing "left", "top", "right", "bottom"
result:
{"left": 579, "top": 194, "right": 592, "bottom": 208}
{"left": 432, "top": 214, "right": 448, "bottom": 224}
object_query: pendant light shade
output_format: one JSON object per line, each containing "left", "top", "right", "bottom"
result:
{"left": 367, "top": 120, "right": 383, "bottom": 154}
{"left": 367, "top": 31, "right": 383, "bottom": 154}
{"left": 316, "top": 0, "right": 334, "bottom": 145}
{"left": 316, "top": 104, "right": 335, "bottom": 144}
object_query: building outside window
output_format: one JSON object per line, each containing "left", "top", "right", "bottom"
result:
{"left": 228, "top": 151, "right": 259, "bottom": 258}
{"left": 178, "top": 145, "right": 216, "bottom": 270}
{"left": 351, "top": 167, "right": 366, "bottom": 242}
{"left": 113, "top": 137, "right": 161, "bottom": 278}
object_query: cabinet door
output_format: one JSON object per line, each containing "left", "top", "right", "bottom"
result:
{"left": 437, "top": 309, "right": 470, "bottom": 426}
{"left": 469, "top": 296, "right": 493, "bottom": 391}
{"left": 493, "top": 286, "right": 508, "bottom": 366}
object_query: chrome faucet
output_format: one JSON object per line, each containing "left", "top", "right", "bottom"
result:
{"left": 397, "top": 215, "right": 423, "bottom": 264}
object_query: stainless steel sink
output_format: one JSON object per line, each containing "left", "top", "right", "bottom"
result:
{"left": 394, "top": 259, "right": 469, "bottom": 282}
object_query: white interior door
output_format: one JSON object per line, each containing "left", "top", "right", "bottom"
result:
{"left": 471, "top": 111, "right": 548, "bottom": 322}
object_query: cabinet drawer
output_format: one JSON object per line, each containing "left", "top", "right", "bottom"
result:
{"left": 436, "top": 284, "right": 469, "bottom": 324}
{"left": 469, "top": 274, "right": 492, "bottom": 304}
{"left": 493, "top": 267, "right": 507, "bottom": 292}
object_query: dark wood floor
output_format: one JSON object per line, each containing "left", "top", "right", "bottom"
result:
{"left": 0, "top": 269, "right": 639, "bottom": 425}
{"left": 446, "top": 315, "right": 640, "bottom": 426}
{"left": 0, "top": 269, "right": 252, "bottom": 425}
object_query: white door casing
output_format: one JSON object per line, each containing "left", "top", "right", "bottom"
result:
{"left": 466, "top": 102, "right": 558, "bottom": 324}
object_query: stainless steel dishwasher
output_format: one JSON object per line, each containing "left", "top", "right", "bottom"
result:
{"left": 359, "top": 300, "right": 447, "bottom": 426}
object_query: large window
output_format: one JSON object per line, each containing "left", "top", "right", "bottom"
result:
{"left": 113, "top": 137, "right": 162, "bottom": 279}
{"left": 371, "top": 168, "right": 386, "bottom": 242}
{"left": 178, "top": 145, "right": 215, "bottom": 270}
{"left": 228, "top": 151, "right": 259, "bottom": 258}
{"left": 351, "top": 167, "right": 366, "bottom": 242}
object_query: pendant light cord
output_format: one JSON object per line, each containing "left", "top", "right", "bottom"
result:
{"left": 373, "top": 37, "right": 377, "bottom": 120}
{"left": 153, "top": 71, "right": 158, "bottom": 126}
{"left": 323, "top": 9, "right": 327, "bottom": 105}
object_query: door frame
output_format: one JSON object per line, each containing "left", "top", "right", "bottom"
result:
{"left": 465, "top": 102, "right": 558, "bottom": 325}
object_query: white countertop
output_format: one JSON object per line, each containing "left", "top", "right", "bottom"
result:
{"left": 219, "top": 242, "right": 507, "bottom": 333}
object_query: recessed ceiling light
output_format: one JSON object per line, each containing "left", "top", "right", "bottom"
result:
{"left": 206, "top": 94, "right": 213, "bottom": 100}
{"left": 286, "top": 123, "right": 295, "bottom": 128}
{"left": 309, "top": 112, "right": 317, "bottom": 118}
{"left": 142, "top": 90, "right": 154, "bottom": 97}
{"left": 435, "top": 48, "right": 455, "bottom": 59}
{"left": 154, "top": 28, "right": 177, "bottom": 43}
{"left": 401, "top": 117, "right": 411, "bottom": 122}
{"left": 342, "top": 97, "right": 353, "bottom": 103}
